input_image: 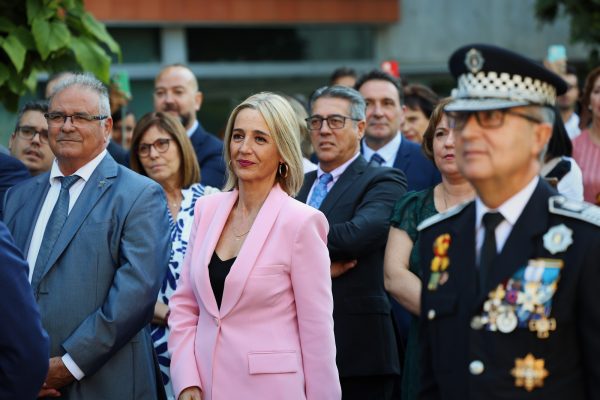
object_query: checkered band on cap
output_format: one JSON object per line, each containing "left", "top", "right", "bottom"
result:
{"left": 451, "top": 71, "right": 558, "bottom": 106}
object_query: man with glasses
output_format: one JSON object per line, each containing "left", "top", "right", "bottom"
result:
{"left": 3, "top": 74, "right": 170, "bottom": 400}
{"left": 297, "top": 85, "right": 407, "bottom": 399}
{"left": 417, "top": 44, "right": 600, "bottom": 399}
{"left": 9, "top": 101, "right": 54, "bottom": 176}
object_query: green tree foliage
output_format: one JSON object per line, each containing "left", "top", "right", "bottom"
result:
{"left": 535, "top": 0, "right": 600, "bottom": 65}
{"left": 0, "top": 0, "right": 120, "bottom": 111}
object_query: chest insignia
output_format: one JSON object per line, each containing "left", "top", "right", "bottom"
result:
{"left": 473, "top": 259, "right": 563, "bottom": 337}
{"left": 510, "top": 353, "right": 549, "bottom": 392}
{"left": 543, "top": 224, "right": 573, "bottom": 254}
{"left": 428, "top": 233, "right": 451, "bottom": 291}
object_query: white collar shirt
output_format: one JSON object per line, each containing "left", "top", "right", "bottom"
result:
{"left": 307, "top": 152, "right": 360, "bottom": 202}
{"left": 361, "top": 131, "right": 401, "bottom": 167}
{"left": 187, "top": 120, "right": 199, "bottom": 138}
{"left": 474, "top": 176, "right": 539, "bottom": 263}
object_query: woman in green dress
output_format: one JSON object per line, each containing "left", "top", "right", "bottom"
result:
{"left": 384, "top": 98, "right": 474, "bottom": 400}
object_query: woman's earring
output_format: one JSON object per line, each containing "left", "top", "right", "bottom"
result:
{"left": 278, "top": 163, "right": 289, "bottom": 178}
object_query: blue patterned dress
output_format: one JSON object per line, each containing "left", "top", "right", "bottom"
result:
{"left": 151, "top": 183, "right": 219, "bottom": 399}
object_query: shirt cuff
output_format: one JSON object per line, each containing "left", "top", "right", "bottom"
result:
{"left": 62, "top": 353, "right": 85, "bottom": 381}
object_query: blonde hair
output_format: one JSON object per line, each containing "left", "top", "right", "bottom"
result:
{"left": 223, "top": 92, "right": 304, "bottom": 196}
{"left": 130, "top": 112, "right": 201, "bottom": 188}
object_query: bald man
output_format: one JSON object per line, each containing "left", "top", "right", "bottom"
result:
{"left": 154, "top": 65, "right": 225, "bottom": 188}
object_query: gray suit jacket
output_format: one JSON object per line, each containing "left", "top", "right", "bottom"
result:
{"left": 3, "top": 154, "right": 170, "bottom": 399}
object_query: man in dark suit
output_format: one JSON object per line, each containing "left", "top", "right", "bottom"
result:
{"left": 355, "top": 70, "right": 440, "bottom": 192}
{"left": 154, "top": 64, "right": 225, "bottom": 188}
{"left": 0, "top": 153, "right": 30, "bottom": 219}
{"left": 3, "top": 74, "right": 170, "bottom": 399}
{"left": 297, "top": 85, "right": 407, "bottom": 399}
{"left": 418, "top": 44, "right": 600, "bottom": 399}
{"left": 0, "top": 221, "right": 48, "bottom": 400}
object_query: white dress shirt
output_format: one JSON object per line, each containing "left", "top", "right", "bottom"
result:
{"left": 361, "top": 131, "right": 402, "bottom": 167}
{"left": 307, "top": 152, "right": 360, "bottom": 202}
{"left": 474, "top": 176, "right": 539, "bottom": 263}
{"left": 187, "top": 120, "right": 198, "bottom": 138}
{"left": 26, "top": 149, "right": 108, "bottom": 381}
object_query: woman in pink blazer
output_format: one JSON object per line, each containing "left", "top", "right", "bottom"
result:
{"left": 168, "top": 92, "right": 340, "bottom": 400}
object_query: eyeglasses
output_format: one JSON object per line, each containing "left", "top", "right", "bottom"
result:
{"left": 446, "top": 109, "right": 543, "bottom": 131}
{"left": 45, "top": 112, "right": 108, "bottom": 126}
{"left": 305, "top": 114, "right": 360, "bottom": 131}
{"left": 138, "top": 138, "right": 172, "bottom": 157}
{"left": 15, "top": 126, "right": 49, "bottom": 144}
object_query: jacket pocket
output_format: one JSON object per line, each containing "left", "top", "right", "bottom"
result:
{"left": 251, "top": 264, "right": 286, "bottom": 277}
{"left": 248, "top": 351, "right": 298, "bottom": 374}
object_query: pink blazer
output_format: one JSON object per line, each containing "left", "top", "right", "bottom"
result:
{"left": 168, "top": 185, "right": 341, "bottom": 400}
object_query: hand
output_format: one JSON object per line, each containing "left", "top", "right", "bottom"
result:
{"left": 44, "top": 357, "right": 75, "bottom": 391}
{"left": 38, "top": 382, "right": 61, "bottom": 398}
{"left": 331, "top": 260, "right": 357, "bottom": 278}
{"left": 179, "top": 386, "right": 202, "bottom": 400}
{"left": 153, "top": 301, "right": 170, "bottom": 326}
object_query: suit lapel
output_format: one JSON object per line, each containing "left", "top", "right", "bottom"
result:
{"left": 477, "top": 180, "right": 553, "bottom": 304}
{"left": 219, "top": 185, "right": 288, "bottom": 318}
{"left": 195, "top": 191, "right": 238, "bottom": 318}
{"left": 448, "top": 203, "right": 478, "bottom": 300}
{"left": 296, "top": 171, "right": 317, "bottom": 203}
{"left": 393, "top": 137, "right": 410, "bottom": 171}
{"left": 319, "top": 156, "right": 367, "bottom": 215}
{"left": 33, "top": 156, "right": 117, "bottom": 290}
{"left": 6, "top": 175, "right": 50, "bottom": 258}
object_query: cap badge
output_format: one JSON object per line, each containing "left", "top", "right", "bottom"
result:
{"left": 464, "top": 48, "right": 485, "bottom": 74}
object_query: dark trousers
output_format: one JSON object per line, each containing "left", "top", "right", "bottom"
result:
{"left": 340, "top": 375, "right": 398, "bottom": 400}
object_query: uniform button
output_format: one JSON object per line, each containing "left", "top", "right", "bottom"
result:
{"left": 469, "top": 360, "right": 484, "bottom": 375}
{"left": 213, "top": 317, "right": 220, "bottom": 326}
{"left": 427, "top": 309, "right": 436, "bottom": 320}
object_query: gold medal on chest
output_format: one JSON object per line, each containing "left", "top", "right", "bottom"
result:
{"left": 511, "top": 353, "right": 549, "bottom": 392}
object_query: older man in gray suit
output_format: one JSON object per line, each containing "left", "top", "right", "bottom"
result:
{"left": 3, "top": 74, "right": 170, "bottom": 399}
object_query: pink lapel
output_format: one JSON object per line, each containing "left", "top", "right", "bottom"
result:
{"left": 219, "top": 185, "right": 288, "bottom": 318}
{"left": 194, "top": 190, "right": 239, "bottom": 318}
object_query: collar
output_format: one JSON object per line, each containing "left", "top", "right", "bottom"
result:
{"left": 361, "top": 131, "right": 401, "bottom": 166}
{"left": 475, "top": 175, "right": 539, "bottom": 229}
{"left": 316, "top": 152, "right": 360, "bottom": 181}
{"left": 49, "top": 149, "right": 107, "bottom": 184}
{"left": 187, "top": 120, "right": 199, "bottom": 138}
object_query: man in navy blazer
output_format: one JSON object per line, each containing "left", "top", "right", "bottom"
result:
{"left": 154, "top": 64, "right": 226, "bottom": 188}
{"left": 0, "top": 221, "right": 48, "bottom": 400}
{"left": 0, "top": 153, "right": 30, "bottom": 219}
{"left": 356, "top": 70, "right": 440, "bottom": 192}
{"left": 298, "top": 86, "right": 406, "bottom": 399}
{"left": 3, "top": 74, "right": 170, "bottom": 399}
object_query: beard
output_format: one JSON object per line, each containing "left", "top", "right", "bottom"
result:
{"left": 179, "top": 113, "right": 191, "bottom": 129}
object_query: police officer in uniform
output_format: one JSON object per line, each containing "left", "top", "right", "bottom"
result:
{"left": 417, "top": 43, "right": 600, "bottom": 399}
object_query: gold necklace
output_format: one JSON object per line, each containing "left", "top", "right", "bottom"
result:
{"left": 232, "top": 225, "right": 250, "bottom": 240}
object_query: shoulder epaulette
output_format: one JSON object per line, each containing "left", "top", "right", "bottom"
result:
{"left": 549, "top": 195, "right": 600, "bottom": 227}
{"left": 417, "top": 201, "right": 471, "bottom": 231}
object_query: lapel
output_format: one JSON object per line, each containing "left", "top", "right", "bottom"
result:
{"left": 11, "top": 174, "right": 50, "bottom": 255}
{"left": 196, "top": 190, "right": 238, "bottom": 318}
{"left": 447, "top": 202, "right": 478, "bottom": 300}
{"left": 476, "top": 180, "right": 553, "bottom": 305}
{"left": 393, "top": 136, "right": 410, "bottom": 171}
{"left": 296, "top": 170, "right": 317, "bottom": 203}
{"left": 319, "top": 156, "right": 367, "bottom": 215}
{"left": 219, "top": 185, "right": 288, "bottom": 318}
{"left": 32, "top": 156, "right": 117, "bottom": 291}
